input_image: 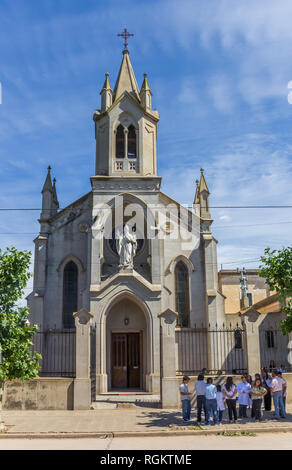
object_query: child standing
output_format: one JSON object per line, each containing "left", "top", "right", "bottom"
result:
{"left": 216, "top": 384, "right": 225, "bottom": 424}
{"left": 205, "top": 377, "right": 218, "bottom": 425}
{"left": 180, "top": 376, "right": 192, "bottom": 422}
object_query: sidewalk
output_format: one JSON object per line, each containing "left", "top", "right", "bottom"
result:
{"left": 1, "top": 406, "right": 292, "bottom": 438}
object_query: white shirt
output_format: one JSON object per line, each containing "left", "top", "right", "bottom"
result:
{"left": 271, "top": 376, "right": 283, "bottom": 393}
{"left": 279, "top": 377, "right": 287, "bottom": 397}
{"left": 216, "top": 391, "right": 225, "bottom": 411}
{"left": 237, "top": 382, "right": 251, "bottom": 405}
{"left": 223, "top": 384, "right": 237, "bottom": 399}
{"left": 180, "top": 383, "right": 191, "bottom": 400}
{"left": 263, "top": 378, "right": 272, "bottom": 388}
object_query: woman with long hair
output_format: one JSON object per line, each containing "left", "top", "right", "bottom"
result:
{"left": 262, "top": 369, "right": 272, "bottom": 411}
{"left": 222, "top": 377, "right": 238, "bottom": 424}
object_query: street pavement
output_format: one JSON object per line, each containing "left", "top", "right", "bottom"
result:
{"left": 0, "top": 433, "right": 292, "bottom": 450}
{"left": 2, "top": 405, "right": 292, "bottom": 437}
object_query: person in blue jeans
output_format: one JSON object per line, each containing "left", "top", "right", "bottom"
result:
{"left": 271, "top": 371, "right": 286, "bottom": 419}
{"left": 195, "top": 374, "right": 207, "bottom": 424}
{"left": 180, "top": 376, "right": 192, "bottom": 422}
{"left": 205, "top": 377, "right": 218, "bottom": 425}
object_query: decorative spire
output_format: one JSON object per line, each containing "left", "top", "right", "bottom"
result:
{"left": 140, "top": 73, "right": 152, "bottom": 110}
{"left": 100, "top": 72, "right": 113, "bottom": 111}
{"left": 100, "top": 72, "right": 112, "bottom": 92}
{"left": 194, "top": 179, "right": 200, "bottom": 204}
{"left": 41, "top": 165, "right": 53, "bottom": 194}
{"left": 52, "top": 177, "right": 59, "bottom": 211}
{"left": 199, "top": 168, "right": 209, "bottom": 194}
{"left": 199, "top": 168, "right": 212, "bottom": 224}
{"left": 113, "top": 48, "right": 140, "bottom": 102}
{"left": 140, "top": 73, "right": 151, "bottom": 91}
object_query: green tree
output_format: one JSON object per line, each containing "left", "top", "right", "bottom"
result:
{"left": 259, "top": 247, "right": 292, "bottom": 334}
{"left": 0, "top": 247, "right": 41, "bottom": 429}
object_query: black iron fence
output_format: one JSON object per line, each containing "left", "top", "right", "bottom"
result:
{"left": 176, "top": 323, "right": 247, "bottom": 375}
{"left": 32, "top": 328, "right": 76, "bottom": 377}
{"left": 259, "top": 324, "right": 292, "bottom": 372}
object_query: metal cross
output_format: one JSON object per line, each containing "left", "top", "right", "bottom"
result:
{"left": 117, "top": 28, "right": 134, "bottom": 50}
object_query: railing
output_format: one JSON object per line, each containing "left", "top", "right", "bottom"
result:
{"left": 259, "top": 324, "right": 292, "bottom": 372}
{"left": 176, "top": 323, "right": 247, "bottom": 375}
{"left": 32, "top": 328, "right": 76, "bottom": 377}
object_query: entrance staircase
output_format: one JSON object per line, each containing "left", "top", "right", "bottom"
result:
{"left": 91, "top": 391, "right": 161, "bottom": 409}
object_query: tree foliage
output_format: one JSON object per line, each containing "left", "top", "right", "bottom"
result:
{"left": 0, "top": 247, "right": 41, "bottom": 381}
{"left": 259, "top": 247, "right": 292, "bottom": 335}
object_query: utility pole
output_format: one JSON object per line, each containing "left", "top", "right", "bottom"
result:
{"left": 237, "top": 267, "right": 249, "bottom": 309}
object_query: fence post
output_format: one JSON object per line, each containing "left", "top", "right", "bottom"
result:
{"left": 242, "top": 309, "right": 261, "bottom": 376}
{"left": 73, "top": 308, "right": 94, "bottom": 410}
{"left": 159, "top": 309, "right": 179, "bottom": 408}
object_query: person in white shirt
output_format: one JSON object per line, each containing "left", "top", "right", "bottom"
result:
{"left": 180, "top": 376, "right": 192, "bottom": 422}
{"left": 270, "top": 370, "right": 286, "bottom": 419}
{"left": 194, "top": 374, "right": 207, "bottom": 424}
{"left": 277, "top": 371, "right": 287, "bottom": 416}
{"left": 216, "top": 384, "right": 225, "bottom": 424}
{"left": 222, "top": 377, "right": 238, "bottom": 423}
{"left": 237, "top": 375, "right": 251, "bottom": 419}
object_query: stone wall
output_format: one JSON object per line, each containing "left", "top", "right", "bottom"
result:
{"left": 3, "top": 378, "right": 74, "bottom": 410}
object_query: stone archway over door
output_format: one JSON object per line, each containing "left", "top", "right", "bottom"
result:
{"left": 106, "top": 297, "right": 147, "bottom": 390}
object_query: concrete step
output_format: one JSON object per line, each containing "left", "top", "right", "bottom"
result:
{"left": 92, "top": 393, "right": 161, "bottom": 408}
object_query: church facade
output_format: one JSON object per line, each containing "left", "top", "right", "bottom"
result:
{"left": 28, "top": 47, "right": 227, "bottom": 398}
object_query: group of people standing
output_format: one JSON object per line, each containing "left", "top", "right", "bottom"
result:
{"left": 180, "top": 369, "right": 287, "bottom": 425}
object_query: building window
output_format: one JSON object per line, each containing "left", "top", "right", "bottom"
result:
{"left": 266, "top": 330, "right": 275, "bottom": 348}
{"left": 63, "top": 261, "right": 78, "bottom": 328}
{"left": 127, "top": 125, "right": 136, "bottom": 158}
{"left": 247, "top": 293, "right": 253, "bottom": 306}
{"left": 234, "top": 329, "right": 243, "bottom": 349}
{"left": 175, "top": 261, "right": 190, "bottom": 327}
{"left": 116, "top": 124, "right": 125, "bottom": 158}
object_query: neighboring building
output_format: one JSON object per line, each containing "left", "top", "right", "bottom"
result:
{"left": 218, "top": 269, "right": 271, "bottom": 315}
{"left": 239, "top": 294, "right": 291, "bottom": 372}
{"left": 28, "top": 45, "right": 226, "bottom": 399}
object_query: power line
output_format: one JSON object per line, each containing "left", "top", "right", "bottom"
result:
{"left": 1, "top": 218, "right": 292, "bottom": 236}
{"left": 0, "top": 205, "right": 292, "bottom": 211}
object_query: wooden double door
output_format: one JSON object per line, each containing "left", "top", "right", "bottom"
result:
{"left": 111, "top": 332, "right": 142, "bottom": 389}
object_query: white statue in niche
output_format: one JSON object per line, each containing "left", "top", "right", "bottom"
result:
{"left": 116, "top": 224, "right": 137, "bottom": 269}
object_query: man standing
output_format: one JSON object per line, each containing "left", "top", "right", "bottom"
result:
{"left": 195, "top": 374, "right": 207, "bottom": 424}
{"left": 277, "top": 371, "right": 287, "bottom": 417}
{"left": 271, "top": 370, "right": 286, "bottom": 419}
{"left": 180, "top": 376, "right": 192, "bottom": 422}
{"left": 205, "top": 377, "right": 218, "bottom": 425}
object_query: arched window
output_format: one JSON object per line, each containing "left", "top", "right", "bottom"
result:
{"left": 127, "top": 125, "right": 136, "bottom": 158}
{"left": 175, "top": 261, "right": 190, "bottom": 327}
{"left": 63, "top": 261, "right": 78, "bottom": 328}
{"left": 116, "top": 125, "right": 125, "bottom": 158}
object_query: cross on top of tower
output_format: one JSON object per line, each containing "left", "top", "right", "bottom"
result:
{"left": 117, "top": 28, "right": 134, "bottom": 50}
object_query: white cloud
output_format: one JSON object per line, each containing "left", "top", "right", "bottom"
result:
{"left": 161, "top": 132, "right": 292, "bottom": 268}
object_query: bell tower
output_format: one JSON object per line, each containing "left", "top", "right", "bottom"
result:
{"left": 93, "top": 44, "right": 159, "bottom": 177}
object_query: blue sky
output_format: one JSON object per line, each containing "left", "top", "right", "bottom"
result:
{"left": 0, "top": 0, "right": 292, "bottom": 295}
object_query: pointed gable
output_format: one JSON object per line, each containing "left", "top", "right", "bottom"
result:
{"left": 199, "top": 168, "right": 209, "bottom": 193}
{"left": 42, "top": 166, "right": 53, "bottom": 194}
{"left": 113, "top": 50, "right": 140, "bottom": 102}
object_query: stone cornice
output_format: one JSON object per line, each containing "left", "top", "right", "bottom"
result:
{"left": 90, "top": 270, "right": 161, "bottom": 296}
{"left": 90, "top": 176, "right": 161, "bottom": 192}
